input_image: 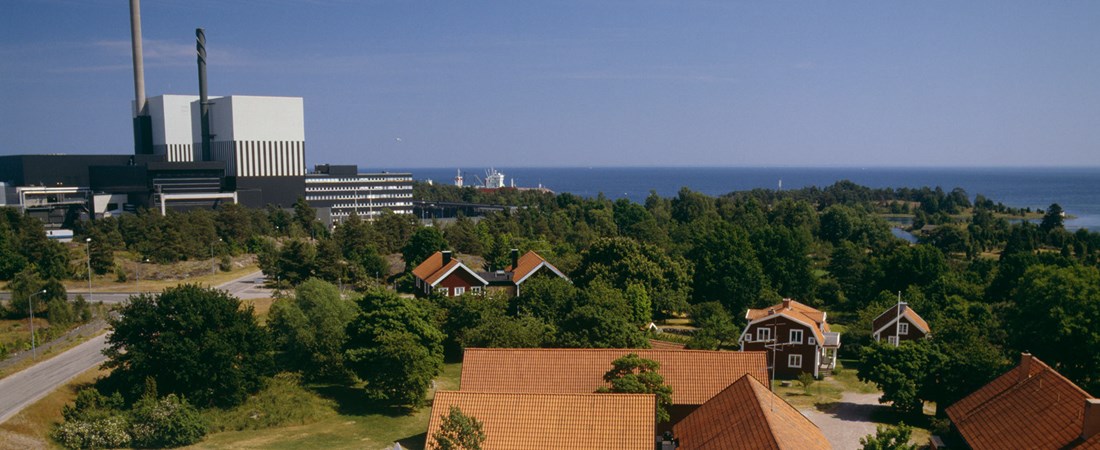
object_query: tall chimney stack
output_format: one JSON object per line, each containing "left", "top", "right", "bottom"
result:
{"left": 129, "top": 0, "right": 153, "bottom": 155}
{"left": 196, "top": 28, "right": 212, "bottom": 162}
{"left": 1083, "top": 399, "right": 1100, "bottom": 441}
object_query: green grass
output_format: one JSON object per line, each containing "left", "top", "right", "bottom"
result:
{"left": 190, "top": 363, "right": 462, "bottom": 450}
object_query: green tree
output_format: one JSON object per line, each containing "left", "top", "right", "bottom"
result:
{"left": 556, "top": 283, "right": 647, "bottom": 349}
{"left": 129, "top": 394, "right": 207, "bottom": 448}
{"left": 1008, "top": 264, "right": 1100, "bottom": 393}
{"left": 572, "top": 237, "right": 691, "bottom": 317}
{"left": 102, "top": 284, "right": 273, "bottom": 407}
{"left": 596, "top": 353, "right": 674, "bottom": 423}
{"left": 509, "top": 276, "right": 577, "bottom": 321}
{"left": 687, "top": 221, "right": 767, "bottom": 315}
{"left": 344, "top": 289, "right": 444, "bottom": 407}
{"left": 432, "top": 406, "right": 486, "bottom": 450}
{"left": 859, "top": 423, "right": 917, "bottom": 450}
{"left": 402, "top": 227, "right": 448, "bottom": 271}
{"left": 858, "top": 340, "right": 935, "bottom": 414}
{"left": 686, "top": 302, "right": 739, "bottom": 350}
{"left": 1039, "top": 203, "right": 1065, "bottom": 234}
{"left": 268, "top": 279, "right": 358, "bottom": 381}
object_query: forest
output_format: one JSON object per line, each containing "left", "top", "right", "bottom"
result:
{"left": 3, "top": 179, "right": 1099, "bottom": 447}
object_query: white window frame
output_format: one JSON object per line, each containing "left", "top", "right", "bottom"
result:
{"left": 808, "top": 337, "right": 816, "bottom": 345}
{"left": 471, "top": 286, "right": 483, "bottom": 295}
{"left": 789, "top": 329, "right": 804, "bottom": 344}
{"left": 436, "top": 287, "right": 449, "bottom": 296}
{"left": 898, "top": 322, "right": 909, "bottom": 335}
{"left": 887, "top": 335, "right": 898, "bottom": 346}
{"left": 788, "top": 354, "right": 802, "bottom": 368}
{"left": 756, "top": 327, "right": 772, "bottom": 342}
{"left": 454, "top": 287, "right": 465, "bottom": 296}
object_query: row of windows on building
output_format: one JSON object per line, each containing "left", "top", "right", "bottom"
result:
{"left": 304, "top": 185, "right": 412, "bottom": 192}
{"left": 305, "top": 176, "right": 413, "bottom": 183}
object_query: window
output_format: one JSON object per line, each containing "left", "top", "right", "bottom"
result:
{"left": 788, "top": 354, "right": 802, "bottom": 368}
{"left": 436, "top": 287, "right": 449, "bottom": 296}
{"left": 756, "top": 327, "right": 772, "bottom": 342}
{"left": 808, "top": 337, "right": 816, "bottom": 345}
{"left": 471, "top": 286, "right": 483, "bottom": 295}
{"left": 454, "top": 287, "right": 465, "bottom": 296}
{"left": 898, "top": 323, "right": 909, "bottom": 335}
{"left": 887, "top": 336, "right": 898, "bottom": 346}
{"left": 789, "top": 329, "right": 804, "bottom": 344}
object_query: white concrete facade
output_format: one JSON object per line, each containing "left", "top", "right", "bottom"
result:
{"left": 191, "top": 95, "right": 306, "bottom": 177}
{"left": 145, "top": 95, "right": 200, "bottom": 162}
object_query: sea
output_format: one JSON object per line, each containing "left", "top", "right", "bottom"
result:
{"left": 386, "top": 167, "right": 1100, "bottom": 231}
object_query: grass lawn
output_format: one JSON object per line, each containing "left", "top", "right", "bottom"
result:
{"left": 191, "top": 362, "right": 463, "bottom": 450}
{"left": 56, "top": 258, "right": 259, "bottom": 294}
{"left": 0, "top": 365, "right": 108, "bottom": 449}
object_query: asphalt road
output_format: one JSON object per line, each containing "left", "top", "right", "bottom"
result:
{"left": 0, "top": 270, "right": 268, "bottom": 424}
{"left": 0, "top": 333, "right": 108, "bottom": 424}
{"left": 0, "top": 271, "right": 271, "bottom": 304}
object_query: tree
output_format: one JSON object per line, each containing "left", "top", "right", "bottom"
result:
{"left": 686, "top": 302, "right": 739, "bottom": 350}
{"left": 687, "top": 221, "right": 767, "bottom": 315}
{"left": 1008, "top": 264, "right": 1100, "bottom": 393}
{"left": 858, "top": 340, "right": 935, "bottom": 414}
{"left": 572, "top": 237, "right": 691, "bottom": 317}
{"left": 859, "top": 423, "right": 917, "bottom": 450}
{"left": 596, "top": 353, "right": 674, "bottom": 423}
{"left": 402, "top": 227, "right": 448, "bottom": 271}
{"left": 102, "top": 284, "right": 273, "bottom": 407}
{"left": 556, "top": 283, "right": 647, "bottom": 349}
{"left": 268, "top": 279, "right": 358, "bottom": 381}
{"left": 432, "top": 406, "right": 486, "bottom": 450}
{"left": 344, "top": 289, "right": 444, "bottom": 407}
{"left": 1039, "top": 203, "right": 1065, "bottom": 234}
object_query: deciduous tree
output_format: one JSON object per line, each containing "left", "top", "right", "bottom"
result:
{"left": 596, "top": 353, "right": 674, "bottom": 423}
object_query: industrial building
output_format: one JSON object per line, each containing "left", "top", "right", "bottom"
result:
{"left": 0, "top": 0, "right": 413, "bottom": 229}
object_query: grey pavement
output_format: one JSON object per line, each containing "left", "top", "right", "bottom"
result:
{"left": 0, "top": 333, "right": 108, "bottom": 424}
{"left": 0, "top": 270, "right": 268, "bottom": 424}
{"left": 801, "top": 391, "right": 884, "bottom": 450}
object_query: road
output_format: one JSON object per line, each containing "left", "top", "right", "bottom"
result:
{"left": 0, "top": 271, "right": 272, "bottom": 304}
{"left": 801, "top": 391, "right": 884, "bottom": 449}
{"left": 0, "top": 270, "right": 268, "bottom": 424}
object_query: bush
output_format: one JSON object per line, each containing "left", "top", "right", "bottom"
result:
{"left": 205, "top": 372, "right": 336, "bottom": 432}
{"left": 114, "top": 266, "right": 128, "bottom": 283}
{"left": 129, "top": 394, "right": 207, "bottom": 448}
{"left": 798, "top": 372, "right": 817, "bottom": 392}
{"left": 53, "top": 416, "right": 131, "bottom": 449}
{"left": 219, "top": 255, "right": 233, "bottom": 272}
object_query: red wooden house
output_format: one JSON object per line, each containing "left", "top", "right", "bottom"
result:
{"left": 738, "top": 299, "right": 841, "bottom": 379}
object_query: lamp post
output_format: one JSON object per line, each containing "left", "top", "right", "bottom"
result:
{"left": 211, "top": 238, "right": 222, "bottom": 275}
{"left": 29, "top": 289, "right": 46, "bottom": 359}
{"left": 85, "top": 238, "right": 92, "bottom": 302}
{"left": 137, "top": 257, "right": 149, "bottom": 293}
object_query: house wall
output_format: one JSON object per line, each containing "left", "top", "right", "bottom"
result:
{"left": 741, "top": 316, "right": 820, "bottom": 379}
{"left": 435, "top": 269, "right": 486, "bottom": 297}
{"left": 874, "top": 316, "right": 927, "bottom": 343}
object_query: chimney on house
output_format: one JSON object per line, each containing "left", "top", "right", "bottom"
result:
{"left": 782, "top": 298, "right": 792, "bottom": 310}
{"left": 1083, "top": 399, "right": 1100, "bottom": 441}
{"left": 767, "top": 308, "right": 776, "bottom": 316}
{"left": 442, "top": 251, "right": 452, "bottom": 265}
{"left": 510, "top": 249, "right": 519, "bottom": 270}
{"left": 1018, "top": 353, "right": 1034, "bottom": 383}
{"left": 899, "top": 302, "right": 907, "bottom": 314}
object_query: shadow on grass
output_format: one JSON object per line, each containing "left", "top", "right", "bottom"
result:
{"left": 396, "top": 432, "right": 427, "bottom": 450}
{"left": 868, "top": 406, "right": 934, "bottom": 429}
{"left": 310, "top": 385, "right": 416, "bottom": 417}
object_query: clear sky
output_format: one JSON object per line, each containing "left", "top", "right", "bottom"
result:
{"left": 2, "top": 1, "right": 1098, "bottom": 168}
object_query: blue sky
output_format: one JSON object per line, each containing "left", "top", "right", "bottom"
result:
{"left": 2, "top": 1, "right": 1098, "bottom": 168}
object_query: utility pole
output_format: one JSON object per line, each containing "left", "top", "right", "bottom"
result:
{"left": 895, "top": 291, "right": 902, "bottom": 347}
{"left": 86, "top": 238, "right": 93, "bottom": 302}
{"left": 29, "top": 289, "right": 45, "bottom": 359}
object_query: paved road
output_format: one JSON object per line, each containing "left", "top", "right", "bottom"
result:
{"left": 0, "top": 271, "right": 268, "bottom": 424}
{"left": 801, "top": 391, "right": 884, "bottom": 450}
{"left": 0, "top": 333, "right": 108, "bottom": 424}
{"left": 0, "top": 271, "right": 271, "bottom": 304}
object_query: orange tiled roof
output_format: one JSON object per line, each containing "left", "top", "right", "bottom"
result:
{"left": 412, "top": 251, "right": 446, "bottom": 280}
{"left": 673, "top": 374, "right": 830, "bottom": 450}
{"left": 746, "top": 299, "right": 826, "bottom": 325}
{"left": 648, "top": 339, "right": 687, "bottom": 350}
{"left": 461, "top": 348, "right": 768, "bottom": 405}
{"left": 873, "top": 303, "right": 931, "bottom": 335}
{"left": 946, "top": 354, "right": 1100, "bottom": 450}
{"left": 505, "top": 250, "right": 566, "bottom": 284}
{"left": 425, "top": 391, "right": 655, "bottom": 450}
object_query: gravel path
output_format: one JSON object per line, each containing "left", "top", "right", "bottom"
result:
{"left": 801, "top": 391, "right": 884, "bottom": 450}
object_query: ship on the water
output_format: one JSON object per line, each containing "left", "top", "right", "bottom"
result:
{"left": 454, "top": 168, "right": 553, "bottom": 193}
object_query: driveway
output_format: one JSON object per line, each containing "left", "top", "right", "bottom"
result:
{"left": 801, "top": 391, "right": 884, "bottom": 450}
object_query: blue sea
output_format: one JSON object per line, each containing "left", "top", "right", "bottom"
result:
{"left": 385, "top": 167, "right": 1100, "bottom": 231}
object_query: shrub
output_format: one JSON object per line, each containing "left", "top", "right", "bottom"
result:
{"left": 53, "top": 416, "right": 131, "bottom": 449}
{"left": 114, "top": 266, "right": 128, "bottom": 283}
{"left": 798, "top": 372, "right": 817, "bottom": 392}
{"left": 129, "top": 394, "right": 207, "bottom": 448}
{"left": 205, "top": 372, "right": 336, "bottom": 432}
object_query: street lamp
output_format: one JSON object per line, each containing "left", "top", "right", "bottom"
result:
{"left": 85, "top": 238, "right": 92, "bottom": 302}
{"left": 211, "top": 238, "right": 222, "bottom": 275}
{"left": 137, "top": 257, "right": 149, "bottom": 293}
{"left": 29, "top": 289, "right": 46, "bottom": 360}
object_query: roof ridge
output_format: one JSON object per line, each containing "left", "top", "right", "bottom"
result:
{"left": 955, "top": 362, "right": 1076, "bottom": 425}
{"left": 742, "top": 375, "right": 784, "bottom": 450}
{"left": 443, "top": 390, "right": 656, "bottom": 399}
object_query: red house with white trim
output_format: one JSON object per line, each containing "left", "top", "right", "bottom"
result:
{"left": 872, "top": 302, "right": 931, "bottom": 345}
{"left": 411, "top": 251, "right": 488, "bottom": 297}
{"left": 738, "top": 299, "right": 841, "bottom": 379}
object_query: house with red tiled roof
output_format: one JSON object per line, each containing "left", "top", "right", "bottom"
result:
{"left": 671, "top": 374, "right": 831, "bottom": 450}
{"left": 425, "top": 391, "right": 655, "bottom": 450}
{"left": 460, "top": 347, "right": 768, "bottom": 428}
{"left": 738, "top": 299, "right": 841, "bottom": 379}
{"left": 872, "top": 302, "right": 930, "bottom": 345}
{"left": 478, "top": 249, "right": 569, "bottom": 297}
{"left": 946, "top": 353, "right": 1100, "bottom": 450}
{"left": 411, "top": 251, "right": 488, "bottom": 297}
